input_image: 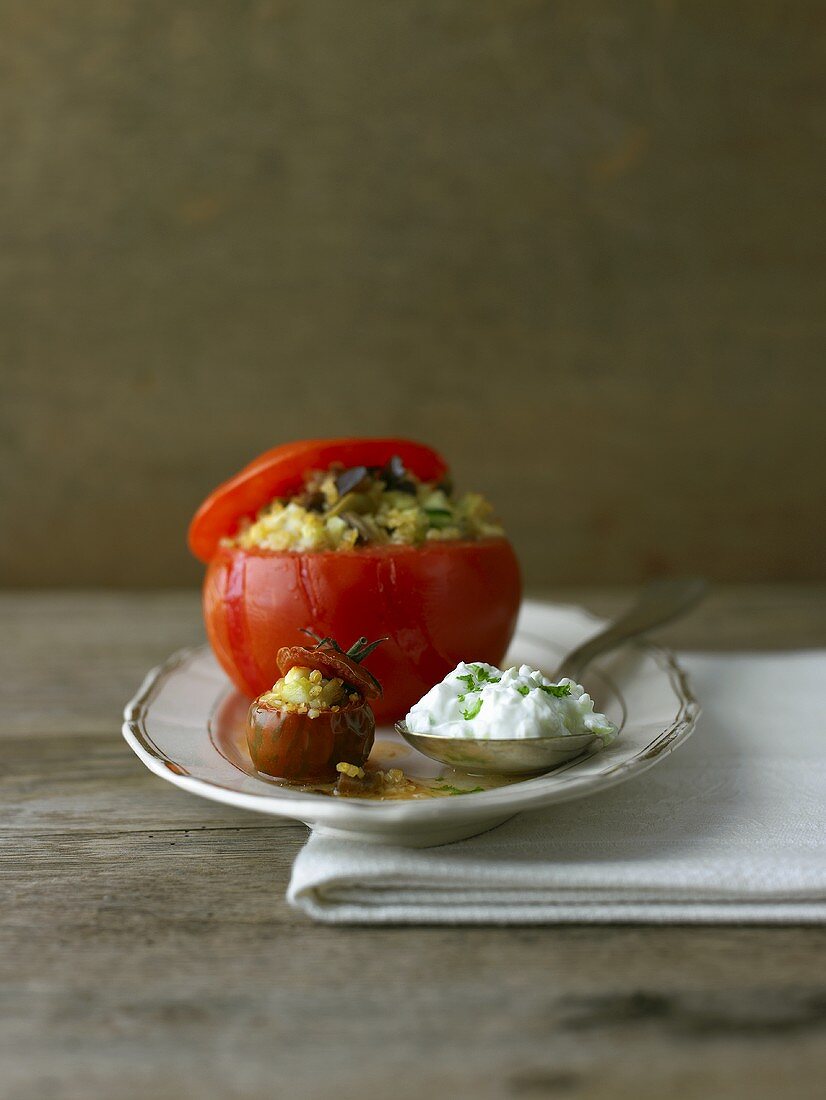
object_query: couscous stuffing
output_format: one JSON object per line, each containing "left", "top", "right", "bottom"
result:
{"left": 258, "top": 664, "right": 348, "bottom": 718}
{"left": 230, "top": 455, "right": 504, "bottom": 552}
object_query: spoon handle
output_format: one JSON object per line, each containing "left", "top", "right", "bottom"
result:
{"left": 553, "top": 577, "right": 707, "bottom": 682}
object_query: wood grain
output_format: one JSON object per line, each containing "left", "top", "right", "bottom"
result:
{"left": 2, "top": 589, "right": 826, "bottom": 1098}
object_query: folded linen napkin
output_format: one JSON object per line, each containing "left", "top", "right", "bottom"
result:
{"left": 288, "top": 651, "right": 826, "bottom": 923}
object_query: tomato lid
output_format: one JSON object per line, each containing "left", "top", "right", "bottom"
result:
{"left": 187, "top": 437, "right": 448, "bottom": 563}
{"left": 276, "top": 644, "right": 381, "bottom": 700}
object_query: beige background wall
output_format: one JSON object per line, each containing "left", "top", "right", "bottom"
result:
{"left": 1, "top": 2, "right": 823, "bottom": 589}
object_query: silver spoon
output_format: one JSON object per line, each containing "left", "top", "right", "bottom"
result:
{"left": 396, "top": 578, "right": 707, "bottom": 776}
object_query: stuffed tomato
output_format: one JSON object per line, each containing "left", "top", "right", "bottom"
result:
{"left": 247, "top": 633, "right": 382, "bottom": 782}
{"left": 190, "top": 437, "right": 522, "bottom": 723}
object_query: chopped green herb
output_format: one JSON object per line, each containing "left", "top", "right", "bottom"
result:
{"left": 540, "top": 683, "right": 572, "bottom": 698}
{"left": 436, "top": 784, "right": 486, "bottom": 796}
{"left": 461, "top": 696, "right": 483, "bottom": 721}
{"left": 517, "top": 685, "right": 530, "bottom": 696}
{"left": 457, "top": 665, "right": 501, "bottom": 709}
{"left": 471, "top": 665, "right": 501, "bottom": 684}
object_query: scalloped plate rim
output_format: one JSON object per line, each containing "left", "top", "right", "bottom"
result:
{"left": 122, "top": 601, "right": 700, "bottom": 835}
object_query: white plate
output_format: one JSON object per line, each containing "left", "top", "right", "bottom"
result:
{"left": 123, "top": 601, "right": 699, "bottom": 847}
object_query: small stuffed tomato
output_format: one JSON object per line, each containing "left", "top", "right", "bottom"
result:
{"left": 190, "top": 437, "right": 522, "bottom": 723}
{"left": 247, "top": 635, "right": 382, "bottom": 783}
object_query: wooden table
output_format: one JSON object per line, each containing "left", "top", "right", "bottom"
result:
{"left": 3, "top": 588, "right": 825, "bottom": 1100}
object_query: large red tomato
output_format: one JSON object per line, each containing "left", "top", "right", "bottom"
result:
{"left": 191, "top": 438, "right": 522, "bottom": 723}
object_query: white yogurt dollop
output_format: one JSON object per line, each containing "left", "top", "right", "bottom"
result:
{"left": 404, "top": 661, "right": 618, "bottom": 743}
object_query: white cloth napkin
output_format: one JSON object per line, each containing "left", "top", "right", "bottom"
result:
{"left": 287, "top": 651, "right": 826, "bottom": 923}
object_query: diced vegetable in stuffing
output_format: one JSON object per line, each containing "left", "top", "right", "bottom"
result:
{"left": 231, "top": 456, "right": 503, "bottom": 552}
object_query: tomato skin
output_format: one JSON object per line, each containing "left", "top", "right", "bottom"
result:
{"left": 203, "top": 538, "right": 522, "bottom": 724}
{"left": 247, "top": 698, "right": 375, "bottom": 782}
{"left": 189, "top": 437, "right": 447, "bottom": 564}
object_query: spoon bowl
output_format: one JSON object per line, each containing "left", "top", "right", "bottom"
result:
{"left": 396, "top": 721, "right": 598, "bottom": 776}
{"left": 394, "top": 578, "right": 706, "bottom": 777}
